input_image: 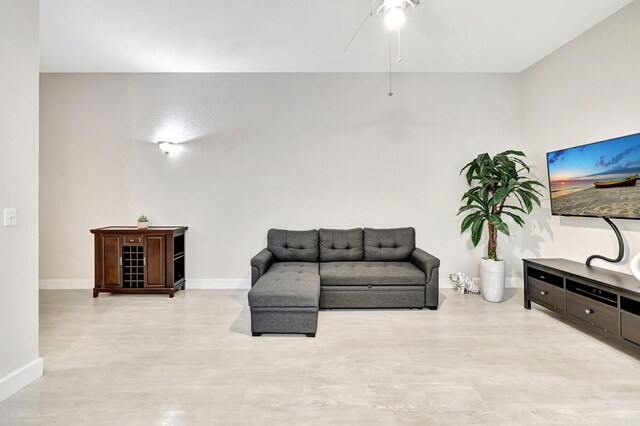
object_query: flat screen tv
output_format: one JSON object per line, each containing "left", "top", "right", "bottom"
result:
{"left": 547, "top": 132, "right": 640, "bottom": 220}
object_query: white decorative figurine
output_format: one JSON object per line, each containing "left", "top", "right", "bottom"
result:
{"left": 449, "top": 272, "right": 481, "bottom": 295}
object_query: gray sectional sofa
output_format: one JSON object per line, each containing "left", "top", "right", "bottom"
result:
{"left": 248, "top": 227, "right": 440, "bottom": 337}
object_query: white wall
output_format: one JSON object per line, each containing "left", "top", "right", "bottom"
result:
{"left": 40, "top": 73, "right": 524, "bottom": 287}
{"left": 0, "top": 0, "right": 43, "bottom": 402}
{"left": 522, "top": 0, "right": 640, "bottom": 273}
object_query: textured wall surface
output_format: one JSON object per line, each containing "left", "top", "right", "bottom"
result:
{"left": 0, "top": 0, "right": 41, "bottom": 390}
{"left": 40, "top": 73, "right": 523, "bottom": 285}
{"left": 522, "top": 0, "right": 640, "bottom": 274}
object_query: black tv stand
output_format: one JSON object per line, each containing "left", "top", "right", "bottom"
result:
{"left": 586, "top": 217, "right": 624, "bottom": 266}
{"left": 524, "top": 258, "right": 640, "bottom": 353}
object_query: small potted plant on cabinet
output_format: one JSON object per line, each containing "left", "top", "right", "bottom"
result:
{"left": 458, "top": 150, "right": 544, "bottom": 302}
{"left": 137, "top": 215, "right": 150, "bottom": 229}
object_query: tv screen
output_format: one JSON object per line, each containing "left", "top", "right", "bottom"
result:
{"left": 547, "top": 132, "right": 640, "bottom": 219}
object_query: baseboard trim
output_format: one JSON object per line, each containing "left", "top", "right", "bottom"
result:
{"left": 505, "top": 278, "right": 522, "bottom": 288}
{"left": 440, "top": 275, "right": 522, "bottom": 289}
{"left": 42, "top": 277, "right": 519, "bottom": 290}
{"left": 186, "top": 279, "right": 251, "bottom": 290}
{"left": 40, "top": 278, "right": 251, "bottom": 290}
{"left": 0, "top": 357, "right": 43, "bottom": 403}
{"left": 40, "top": 279, "right": 93, "bottom": 289}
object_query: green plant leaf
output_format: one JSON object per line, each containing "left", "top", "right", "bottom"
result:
{"left": 492, "top": 186, "right": 510, "bottom": 205}
{"left": 499, "top": 150, "right": 525, "bottom": 157}
{"left": 517, "top": 190, "right": 533, "bottom": 212}
{"left": 465, "top": 163, "right": 476, "bottom": 185}
{"left": 503, "top": 211, "right": 525, "bottom": 227}
{"left": 529, "top": 192, "right": 542, "bottom": 207}
{"left": 460, "top": 212, "right": 481, "bottom": 233}
{"left": 489, "top": 215, "right": 510, "bottom": 236}
{"left": 502, "top": 204, "right": 527, "bottom": 214}
{"left": 510, "top": 157, "right": 530, "bottom": 172}
{"left": 464, "top": 191, "right": 487, "bottom": 209}
{"left": 457, "top": 204, "right": 481, "bottom": 215}
{"left": 495, "top": 155, "right": 511, "bottom": 172}
{"left": 471, "top": 217, "right": 485, "bottom": 246}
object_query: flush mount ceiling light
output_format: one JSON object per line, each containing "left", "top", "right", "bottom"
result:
{"left": 157, "top": 140, "right": 178, "bottom": 154}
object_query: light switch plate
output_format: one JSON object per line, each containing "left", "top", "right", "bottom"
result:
{"left": 4, "top": 208, "right": 17, "bottom": 227}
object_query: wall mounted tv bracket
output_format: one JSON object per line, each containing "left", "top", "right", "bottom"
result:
{"left": 586, "top": 217, "right": 624, "bottom": 267}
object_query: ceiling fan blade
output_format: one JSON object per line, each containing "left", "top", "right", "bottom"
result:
{"left": 419, "top": 5, "right": 450, "bottom": 41}
{"left": 343, "top": 11, "right": 374, "bottom": 54}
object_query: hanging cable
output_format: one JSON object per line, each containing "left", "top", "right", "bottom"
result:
{"left": 388, "top": 41, "right": 393, "bottom": 96}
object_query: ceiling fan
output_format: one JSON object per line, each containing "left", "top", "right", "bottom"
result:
{"left": 343, "top": 0, "right": 421, "bottom": 54}
{"left": 343, "top": 0, "right": 421, "bottom": 96}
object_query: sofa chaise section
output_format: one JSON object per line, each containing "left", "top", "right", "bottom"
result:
{"left": 248, "top": 229, "right": 320, "bottom": 337}
{"left": 248, "top": 262, "right": 320, "bottom": 337}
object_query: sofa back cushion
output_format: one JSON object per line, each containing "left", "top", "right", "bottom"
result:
{"left": 319, "top": 228, "right": 364, "bottom": 262}
{"left": 267, "top": 229, "right": 319, "bottom": 262}
{"left": 364, "top": 227, "right": 415, "bottom": 261}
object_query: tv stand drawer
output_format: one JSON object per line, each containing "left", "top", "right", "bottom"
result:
{"left": 567, "top": 292, "right": 618, "bottom": 334}
{"left": 621, "top": 311, "right": 640, "bottom": 346}
{"left": 621, "top": 297, "right": 640, "bottom": 346}
{"left": 528, "top": 278, "right": 565, "bottom": 310}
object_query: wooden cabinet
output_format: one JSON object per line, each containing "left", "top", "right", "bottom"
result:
{"left": 524, "top": 258, "right": 640, "bottom": 352}
{"left": 91, "top": 226, "right": 187, "bottom": 298}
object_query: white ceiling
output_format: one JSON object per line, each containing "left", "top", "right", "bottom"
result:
{"left": 40, "top": 0, "right": 634, "bottom": 73}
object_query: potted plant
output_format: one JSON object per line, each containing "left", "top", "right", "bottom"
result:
{"left": 458, "top": 150, "right": 544, "bottom": 302}
{"left": 137, "top": 215, "right": 150, "bottom": 229}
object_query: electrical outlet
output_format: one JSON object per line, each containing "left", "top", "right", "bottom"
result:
{"left": 4, "top": 208, "right": 17, "bottom": 227}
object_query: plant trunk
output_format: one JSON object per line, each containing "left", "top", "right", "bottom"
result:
{"left": 487, "top": 222, "right": 497, "bottom": 260}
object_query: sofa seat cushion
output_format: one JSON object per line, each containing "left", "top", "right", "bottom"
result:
{"left": 319, "top": 262, "right": 426, "bottom": 286}
{"left": 248, "top": 262, "right": 320, "bottom": 308}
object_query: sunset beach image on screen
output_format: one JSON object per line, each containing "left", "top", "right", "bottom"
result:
{"left": 547, "top": 133, "right": 640, "bottom": 219}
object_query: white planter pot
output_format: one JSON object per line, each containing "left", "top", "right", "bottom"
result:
{"left": 480, "top": 258, "right": 506, "bottom": 303}
{"left": 137, "top": 221, "right": 149, "bottom": 229}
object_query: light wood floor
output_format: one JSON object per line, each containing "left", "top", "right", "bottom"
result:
{"left": 1, "top": 289, "right": 639, "bottom": 425}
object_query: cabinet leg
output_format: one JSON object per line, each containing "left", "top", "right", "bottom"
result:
{"left": 93, "top": 289, "right": 99, "bottom": 298}
{"left": 524, "top": 299, "right": 531, "bottom": 310}
{"left": 181, "top": 282, "right": 186, "bottom": 290}
{"left": 169, "top": 289, "right": 175, "bottom": 298}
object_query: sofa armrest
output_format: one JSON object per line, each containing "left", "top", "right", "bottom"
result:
{"left": 251, "top": 248, "right": 274, "bottom": 286}
{"left": 410, "top": 248, "right": 440, "bottom": 283}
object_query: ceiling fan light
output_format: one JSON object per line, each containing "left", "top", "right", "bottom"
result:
{"left": 384, "top": 7, "right": 406, "bottom": 31}
{"left": 384, "top": 0, "right": 405, "bottom": 8}
{"left": 157, "top": 140, "right": 178, "bottom": 154}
